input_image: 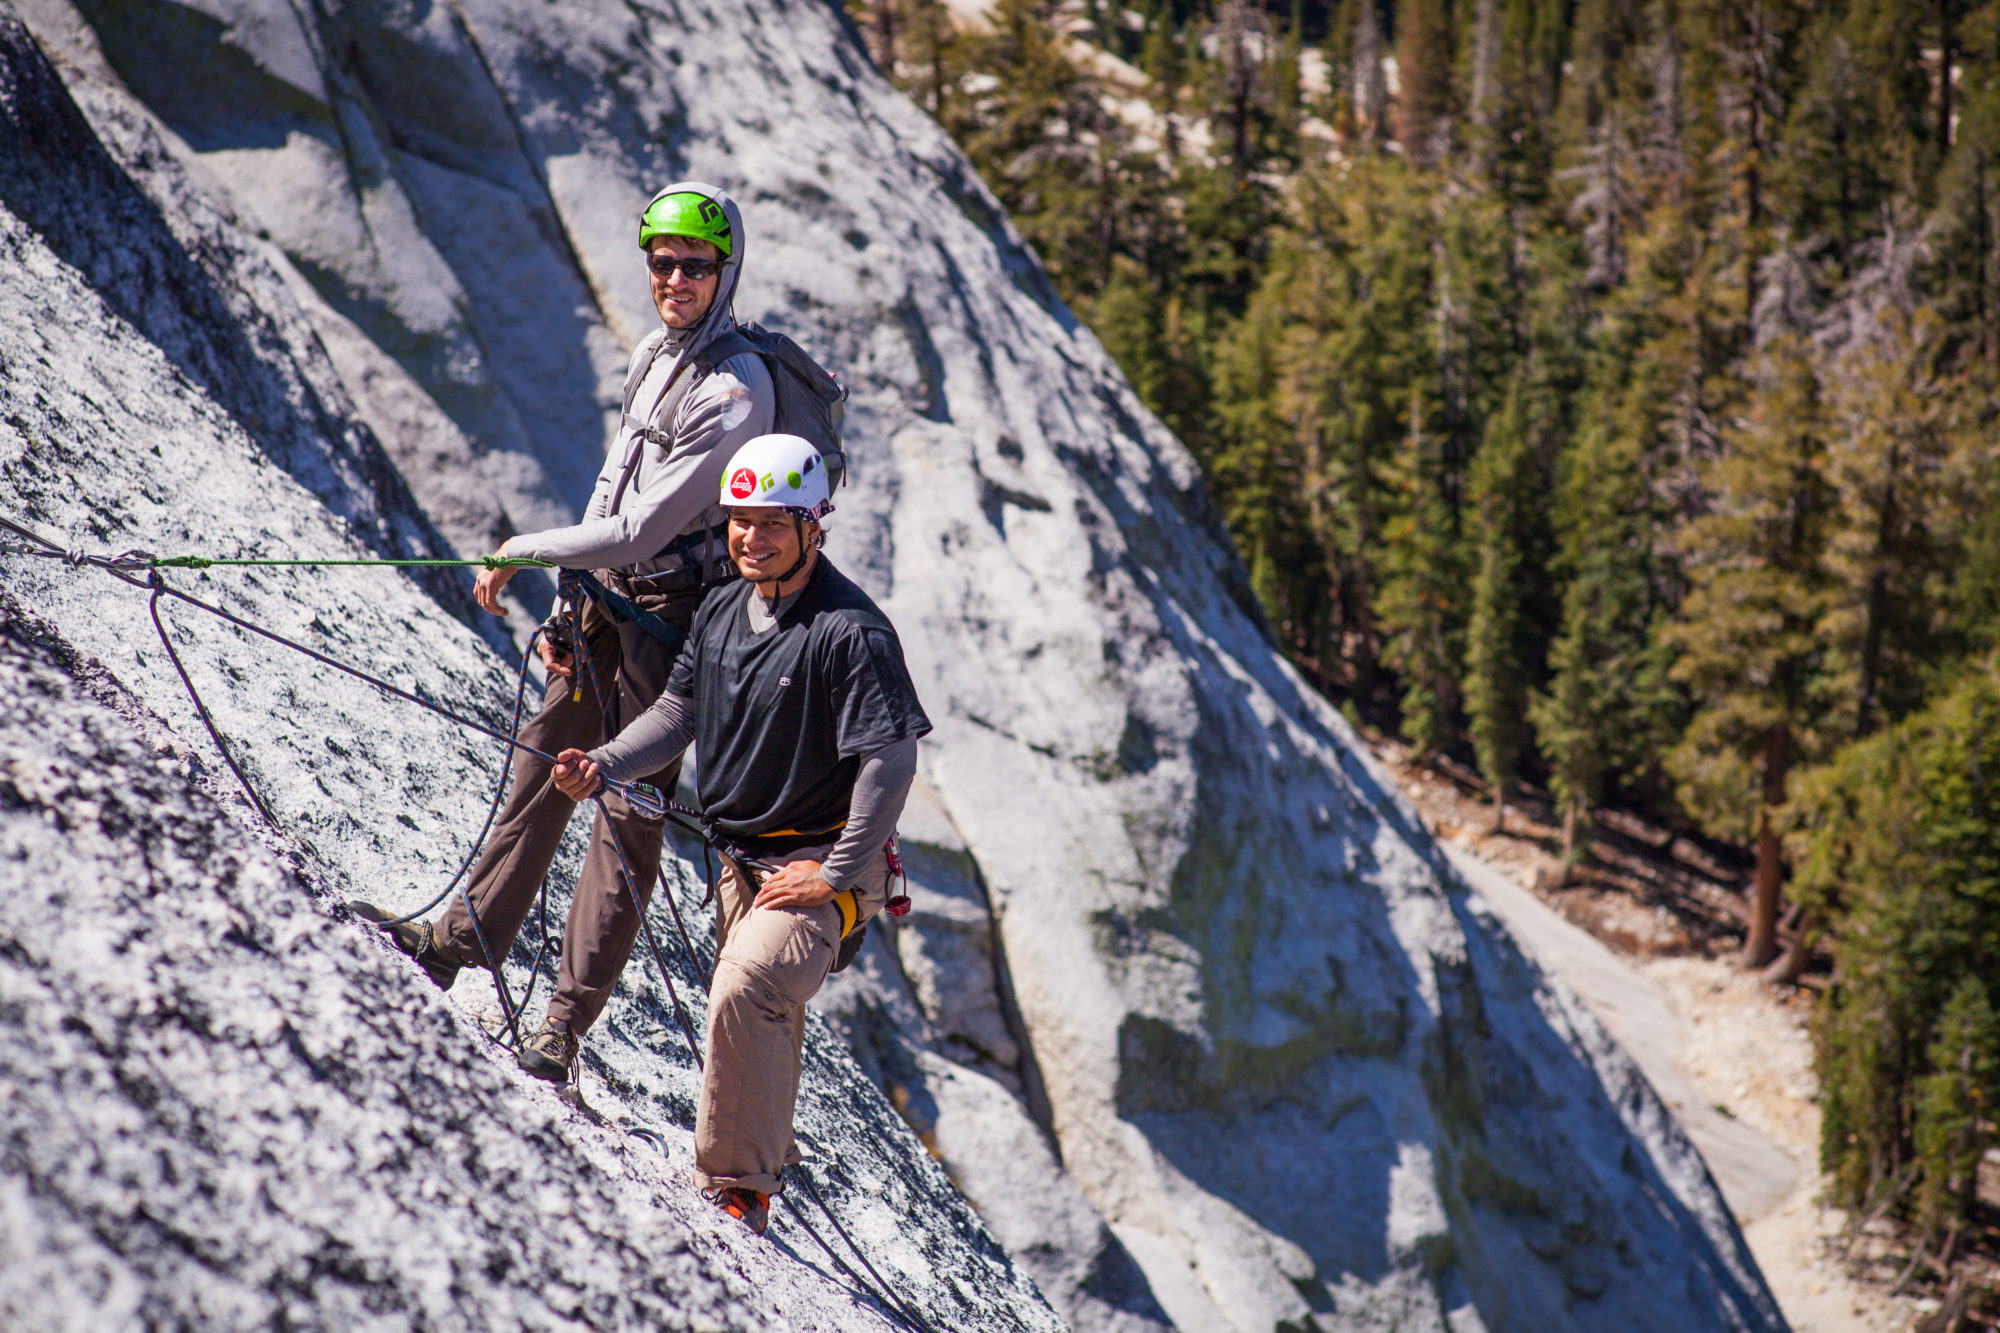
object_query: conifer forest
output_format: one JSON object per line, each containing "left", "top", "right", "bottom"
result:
{"left": 855, "top": 0, "right": 2000, "bottom": 1277}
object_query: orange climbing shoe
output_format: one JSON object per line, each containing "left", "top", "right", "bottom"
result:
{"left": 710, "top": 1186, "right": 770, "bottom": 1236}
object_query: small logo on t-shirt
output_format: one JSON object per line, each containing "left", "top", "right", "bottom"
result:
{"left": 779, "top": 676, "right": 792, "bottom": 687}
{"left": 727, "top": 467, "right": 757, "bottom": 500}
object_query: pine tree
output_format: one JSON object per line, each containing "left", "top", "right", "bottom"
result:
{"left": 1373, "top": 177, "right": 1516, "bottom": 744}
{"left": 941, "top": 0, "right": 1178, "bottom": 308}
{"left": 1275, "top": 0, "right": 1306, "bottom": 170}
{"left": 1819, "top": 307, "right": 1958, "bottom": 737}
{"left": 1776, "top": 0, "right": 1933, "bottom": 278}
{"left": 1463, "top": 378, "right": 1537, "bottom": 827}
{"left": 1141, "top": 2, "right": 1187, "bottom": 159}
{"left": 1913, "top": 977, "right": 2000, "bottom": 1235}
{"left": 1665, "top": 334, "right": 1838, "bottom": 970}
{"left": 1553, "top": 0, "right": 1687, "bottom": 291}
{"left": 1670, "top": 0, "right": 1810, "bottom": 331}
{"left": 901, "top": 0, "right": 958, "bottom": 117}
{"left": 1207, "top": 1, "right": 1277, "bottom": 177}
{"left": 1528, "top": 210, "right": 1692, "bottom": 856}
{"left": 1084, "top": 256, "right": 1213, "bottom": 459}
{"left": 1467, "top": 0, "right": 1570, "bottom": 199}
{"left": 1208, "top": 161, "right": 1434, "bottom": 688}
{"left": 1929, "top": 10, "right": 2000, "bottom": 361}
{"left": 1209, "top": 280, "right": 1329, "bottom": 659}
{"left": 1792, "top": 661, "right": 2000, "bottom": 1230}
{"left": 1531, "top": 418, "right": 1678, "bottom": 858}
{"left": 1377, "top": 402, "right": 1470, "bottom": 755}
{"left": 1397, "top": 0, "right": 1460, "bottom": 165}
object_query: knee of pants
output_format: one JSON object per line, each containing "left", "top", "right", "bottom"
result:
{"left": 715, "top": 907, "right": 834, "bottom": 1009}
{"left": 710, "top": 956, "right": 796, "bottom": 1028}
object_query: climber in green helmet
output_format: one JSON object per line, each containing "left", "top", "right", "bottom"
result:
{"left": 354, "top": 182, "right": 777, "bottom": 1085}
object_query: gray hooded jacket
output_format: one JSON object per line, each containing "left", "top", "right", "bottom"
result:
{"left": 508, "top": 182, "right": 775, "bottom": 576}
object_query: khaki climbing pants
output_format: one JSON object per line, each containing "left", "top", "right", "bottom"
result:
{"left": 694, "top": 843, "right": 889, "bottom": 1196}
{"left": 432, "top": 585, "right": 699, "bottom": 1037}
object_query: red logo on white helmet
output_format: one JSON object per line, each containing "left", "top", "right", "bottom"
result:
{"left": 727, "top": 467, "right": 757, "bottom": 500}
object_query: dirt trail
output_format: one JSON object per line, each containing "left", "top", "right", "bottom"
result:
{"left": 1446, "top": 840, "right": 1919, "bottom": 1332}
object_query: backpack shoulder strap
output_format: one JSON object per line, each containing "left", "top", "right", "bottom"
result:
{"left": 610, "top": 353, "right": 699, "bottom": 514}
{"left": 693, "top": 328, "right": 762, "bottom": 378}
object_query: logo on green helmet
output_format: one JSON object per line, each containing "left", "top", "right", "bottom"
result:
{"left": 639, "top": 191, "right": 733, "bottom": 256}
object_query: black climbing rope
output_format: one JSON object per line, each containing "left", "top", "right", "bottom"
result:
{"left": 509, "top": 873, "right": 558, "bottom": 1025}
{"left": 147, "top": 567, "right": 543, "bottom": 1050}
{"left": 785, "top": 1162, "right": 935, "bottom": 1333}
{"left": 659, "top": 861, "right": 715, "bottom": 990}
{"left": 146, "top": 577, "right": 276, "bottom": 827}
{"left": 128, "top": 566, "right": 670, "bottom": 818}
{"left": 373, "top": 625, "right": 545, "bottom": 928}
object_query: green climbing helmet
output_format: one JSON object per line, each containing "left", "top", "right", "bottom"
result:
{"left": 638, "top": 190, "right": 733, "bottom": 256}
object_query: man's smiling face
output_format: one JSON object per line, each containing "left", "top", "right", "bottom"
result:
{"left": 647, "top": 235, "right": 723, "bottom": 329}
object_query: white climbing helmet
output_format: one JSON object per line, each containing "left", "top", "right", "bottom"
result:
{"left": 718, "top": 433, "right": 834, "bottom": 522}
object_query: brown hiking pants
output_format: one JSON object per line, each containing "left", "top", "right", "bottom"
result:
{"left": 432, "top": 586, "right": 700, "bottom": 1036}
{"left": 695, "top": 844, "right": 889, "bottom": 1196}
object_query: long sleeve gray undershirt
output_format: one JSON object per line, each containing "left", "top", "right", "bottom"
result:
{"left": 591, "top": 687, "right": 697, "bottom": 787}
{"left": 818, "top": 735, "right": 917, "bottom": 892}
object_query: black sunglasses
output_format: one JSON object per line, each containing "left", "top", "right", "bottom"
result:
{"left": 647, "top": 253, "right": 727, "bottom": 281}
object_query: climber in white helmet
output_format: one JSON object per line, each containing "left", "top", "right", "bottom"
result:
{"left": 551, "top": 433, "right": 931, "bottom": 1235}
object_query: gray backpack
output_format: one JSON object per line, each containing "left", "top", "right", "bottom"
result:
{"left": 694, "top": 323, "right": 849, "bottom": 490}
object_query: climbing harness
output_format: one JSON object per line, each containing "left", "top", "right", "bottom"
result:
{"left": 2, "top": 514, "right": 932, "bottom": 1330}
{"left": 561, "top": 567, "right": 687, "bottom": 654}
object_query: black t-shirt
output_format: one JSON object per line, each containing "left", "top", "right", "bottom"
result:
{"left": 665, "top": 556, "right": 931, "bottom": 842}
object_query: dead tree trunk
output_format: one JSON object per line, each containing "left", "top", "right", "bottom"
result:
{"left": 1760, "top": 909, "right": 1814, "bottom": 985}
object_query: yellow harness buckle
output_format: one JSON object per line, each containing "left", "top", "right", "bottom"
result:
{"left": 832, "top": 888, "right": 859, "bottom": 940}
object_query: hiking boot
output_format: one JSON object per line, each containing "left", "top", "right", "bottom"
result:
{"left": 709, "top": 1186, "right": 770, "bottom": 1236}
{"left": 348, "top": 900, "right": 460, "bottom": 990}
{"left": 517, "top": 1019, "right": 578, "bottom": 1083}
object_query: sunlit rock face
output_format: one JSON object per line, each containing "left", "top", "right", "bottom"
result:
{"left": 0, "top": 13, "right": 1059, "bottom": 1331}
{"left": 6, "top": 0, "right": 1787, "bottom": 1329}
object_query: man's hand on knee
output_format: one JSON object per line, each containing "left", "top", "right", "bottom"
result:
{"left": 550, "top": 748, "right": 602, "bottom": 800}
{"left": 754, "top": 860, "right": 835, "bottom": 910}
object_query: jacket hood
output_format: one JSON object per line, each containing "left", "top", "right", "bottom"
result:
{"left": 640, "top": 180, "right": 744, "bottom": 355}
